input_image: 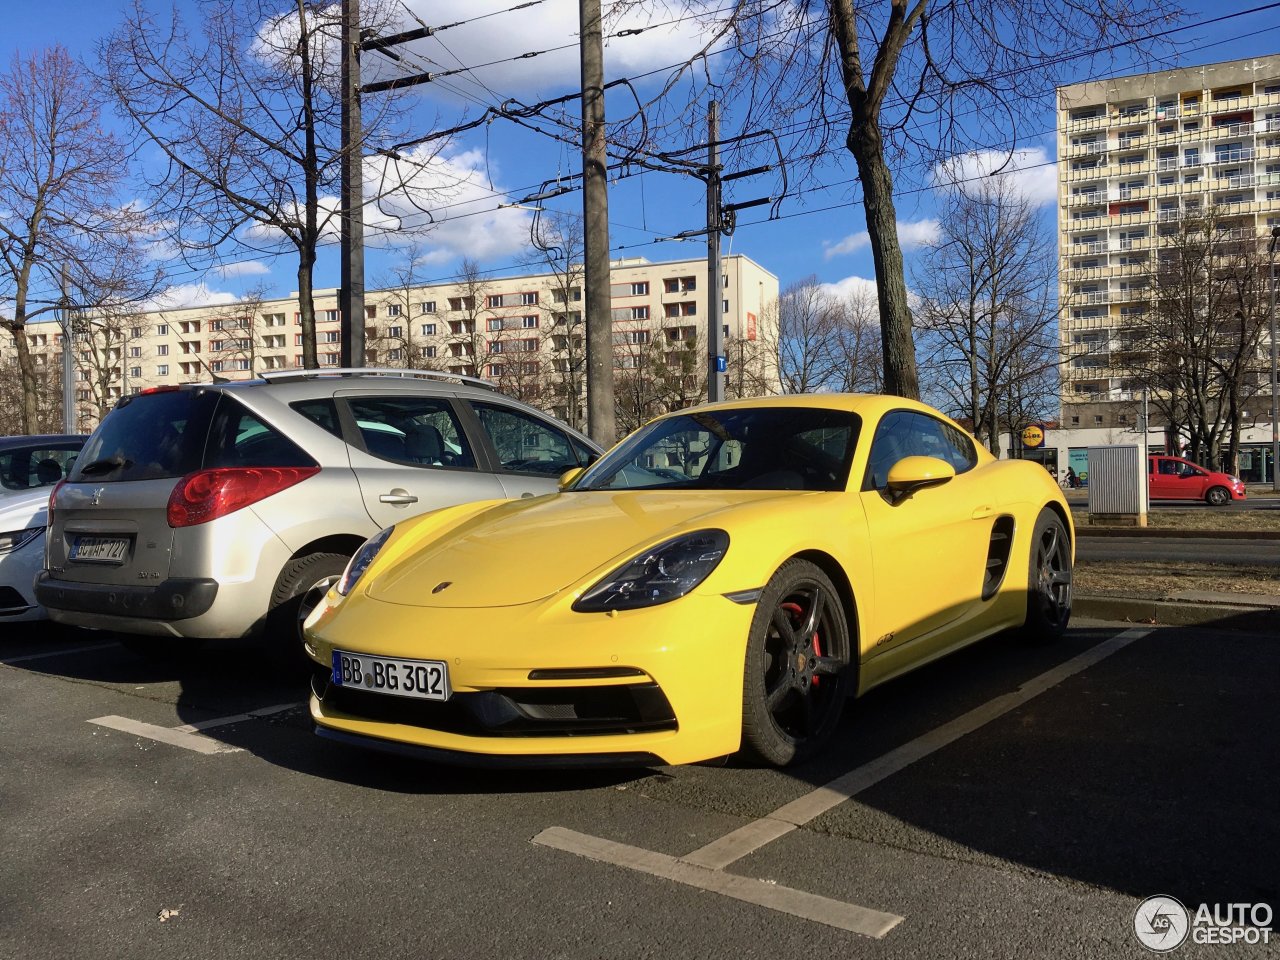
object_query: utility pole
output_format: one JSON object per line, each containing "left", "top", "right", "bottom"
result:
{"left": 340, "top": 0, "right": 366, "bottom": 368}
{"left": 580, "top": 0, "right": 615, "bottom": 444}
{"left": 706, "top": 101, "right": 724, "bottom": 404}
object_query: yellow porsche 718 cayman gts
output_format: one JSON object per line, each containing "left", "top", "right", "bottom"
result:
{"left": 303, "top": 395, "right": 1072, "bottom": 768}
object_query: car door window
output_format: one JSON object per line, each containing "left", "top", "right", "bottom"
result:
{"left": 472, "top": 402, "right": 584, "bottom": 477}
{"left": 864, "top": 411, "right": 977, "bottom": 491}
{"left": 346, "top": 397, "right": 476, "bottom": 469}
{"left": 1159, "top": 459, "right": 1181, "bottom": 476}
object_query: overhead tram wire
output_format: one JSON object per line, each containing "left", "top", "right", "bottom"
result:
{"left": 142, "top": 3, "right": 1280, "bottom": 291}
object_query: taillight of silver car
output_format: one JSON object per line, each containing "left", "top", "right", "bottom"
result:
{"left": 48, "top": 479, "right": 66, "bottom": 527}
{"left": 167, "top": 467, "right": 321, "bottom": 527}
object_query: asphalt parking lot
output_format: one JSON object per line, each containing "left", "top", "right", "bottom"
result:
{"left": 2, "top": 620, "right": 1276, "bottom": 959}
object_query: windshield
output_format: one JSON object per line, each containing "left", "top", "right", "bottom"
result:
{"left": 575, "top": 407, "right": 861, "bottom": 492}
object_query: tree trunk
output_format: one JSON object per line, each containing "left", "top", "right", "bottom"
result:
{"left": 847, "top": 120, "right": 918, "bottom": 400}
{"left": 297, "top": 256, "right": 318, "bottom": 369}
{"left": 12, "top": 319, "right": 38, "bottom": 434}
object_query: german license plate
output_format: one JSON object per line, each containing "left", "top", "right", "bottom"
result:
{"left": 331, "top": 650, "right": 451, "bottom": 701}
{"left": 69, "top": 535, "right": 130, "bottom": 564}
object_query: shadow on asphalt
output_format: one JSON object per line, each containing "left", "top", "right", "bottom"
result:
{"left": 8, "top": 616, "right": 1277, "bottom": 908}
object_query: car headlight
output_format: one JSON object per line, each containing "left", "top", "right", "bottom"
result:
{"left": 337, "top": 526, "right": 394, "bottom": 596}
{"left": 573, "top": 530, "right": 729, "bottom": 613}
{"left": 0, "top": 527, "right": 44, "bottom": 554}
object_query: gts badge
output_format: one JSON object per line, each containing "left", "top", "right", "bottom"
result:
{"left": 874, "top": 632, "right": 896, "bottom": 648}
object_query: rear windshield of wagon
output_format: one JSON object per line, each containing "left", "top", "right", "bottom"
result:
{"left": 69, "top": 389, "right": 313, "bottom": 483}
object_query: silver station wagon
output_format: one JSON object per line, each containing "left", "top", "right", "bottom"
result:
{"left": 36, "top": 369, "right": 601, "bottom": 657}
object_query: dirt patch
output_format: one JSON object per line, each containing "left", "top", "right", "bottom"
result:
{"left": 1076, "top": 560, "right": 1280, "bottom": 597}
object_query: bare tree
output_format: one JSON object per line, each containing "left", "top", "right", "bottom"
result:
{"left": 100, "top": 0, "right": 436, "bottom": 370}
{"left": 441, "top": 258, "right": 500, "bottom": 380}
{"left": 913, "top": 178, "right": 1058, "bottom": 454}
{"left": 1117, "top": 209, "right": 1270, "bottom": 472}
{"left": 0, "top": 46, "right": 155, "bottom": 433}
{"left": 206, "top": 287, "right": 269, "bottom": 379}
{"left": 524, "top": 211, "right": 588, "bottom": 429}
{"left": 623, "top": 1, "right": 1178, "bottom": 398}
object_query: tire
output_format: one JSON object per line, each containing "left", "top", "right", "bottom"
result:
{"left": 265, "top": 552, "right": 350, "bottom": 670}
{"left": 1021, "top": 509, "right": 1072, "bottom": 642}
{"left": 1205, "top": 486, "right": 1230, "bottom": 507}
{"left": 119, "top": 635, "right": 207, "bottom": 661}
{"left": 740, "top": 559, "right": 852, "bottom": 767}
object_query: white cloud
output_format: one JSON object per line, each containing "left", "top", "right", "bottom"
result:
{"left": 819, "top": 275, "right": 878, "bottom": 303}
{"left": 145, "top": 283, "right": 239, "bottom": 310}
{"left": 379, "top": 1, "right": 729, "bottom": 103}
{"left": 211, "top": 261, "right": 271, "bottom": 280}
{"left": 822, "top": 218, "right": 940, "bottom": 260}
{"left": 932, "top": 147, "right": 1057, "bottom": 206}
{"left": 240, "top": 146, "right": 534, "bottom": 263}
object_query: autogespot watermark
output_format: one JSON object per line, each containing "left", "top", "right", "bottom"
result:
{"left": 1134, "top": 896, "right": 1274, "bottom": 951}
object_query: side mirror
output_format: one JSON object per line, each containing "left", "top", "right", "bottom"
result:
{"left": 884, "top": 456, "right": 956, "bottom": 504}
{"left": 558, "top": 466, "right": 585, "bottom": 490}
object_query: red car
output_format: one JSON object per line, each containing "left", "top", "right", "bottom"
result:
{"left": 1148, "top": 455, "right": 1247, "bottom": 506}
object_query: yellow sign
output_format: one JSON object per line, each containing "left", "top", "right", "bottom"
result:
{"left": 1021, "top": 424, "right": 1045, "bottom": 448}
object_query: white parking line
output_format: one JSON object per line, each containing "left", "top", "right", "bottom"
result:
{"left": 1, "top": 643, "right": 118, "bottom": 665}
{"left": 534, "top": 627, "right": 1154, "bottom": 936}
{"left": 684, "top": 627, "right": 1154, "bottom": 870}
{"left": 533, "top": 827, "right": 903, "bottom": 938}
{"left": 89, "top": 702, "right": 303, "bottom": 754}
{"left": 89, "top": 716, "right": 243, "bottom": 755}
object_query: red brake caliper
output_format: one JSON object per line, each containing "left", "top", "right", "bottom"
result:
{"left": 780, "top": 601, "right": 821, "bottom": 687}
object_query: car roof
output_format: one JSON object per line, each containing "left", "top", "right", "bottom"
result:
{"left": 660, "top": 393, "right": 952, "bottom": 421}
{"left": 0, "top": 434, "right": 88, "bottom": 450}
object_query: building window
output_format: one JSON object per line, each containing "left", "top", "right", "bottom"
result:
{"left": 1093, "top": 415, "right": 1103, "bottom": 426}
{"left": 487, "top": 295, "right": 503, "bottom": 308}
{"left": 322, "top": 353, "right": 339, "bottom": 366}
{"left": 487, "top": 319, "right": 503, "bottom": 332}
{"left": 521, "top": 315, "right": 538, "bottom": 329}
{"left": 388, "top": 326, "right": 403, "bottom": 339}
{"left": 421, "top": 323, "right": 437, "bottom": 335}
{"left": 520, "top": 291, "right": 538, "bottom": 306}
{"left": 156, "top": 323, "right": 168, "bottom": 335}
{"left": 1070, "top": 416, "right": 1080, "bottom": 426}
{"left": 421, "top": 346, "right": 437, "bottom": 359}
{"left": 631, "top": 282, "right": 648, "bottom": 296}
{"left": 448, "top": 296, "right": 474, "bottom": 311}
{"left": 322, "top": 331, "right": 339, "bottom": 343}
{"left": 322, "top": 310, "right": 339, "bottom": 323}
{"left": 264, "top": 313, "right": 285, "bottom": 327}
{"left": 420, "top": 301, "right": 436, "bottom": 314}
{"left": 631, "top": 306, "right": 649, "bottom": 321}
{"left": 365, "top": 306, "right": 377, "bottom": 320}
{"left": 388, "top": 348, "right": 402, "bottom": 361}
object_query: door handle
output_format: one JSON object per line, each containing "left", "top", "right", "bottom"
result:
{"left": 379, "top": 489, "right": 419, "bottom": 506}
{"left": 971, "top": 505, "right": 994, "bottom": 520}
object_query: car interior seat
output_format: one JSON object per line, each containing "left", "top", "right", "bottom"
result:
{"left": 361, "top": 429, "right": 406, "bottom": 461}
{"left": 35, "top": 458, "right": 63, "bottom": 485}
{"left": 405, "top": 424, "right": 446, "bottom": 465}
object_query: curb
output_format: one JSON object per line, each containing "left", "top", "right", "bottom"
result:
{"left": 1074, "top": 595, "right": 1280, "bottom": 634}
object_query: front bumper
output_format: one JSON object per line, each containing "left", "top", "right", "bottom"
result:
{"left": 305, "top": 589, "right": 756, "bottom": 767}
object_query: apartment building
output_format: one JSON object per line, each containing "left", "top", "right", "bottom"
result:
{"left": 3, "top": 254, "right": 779, "bottom": 433}
{"left": 1055, "top": 54, "right": 1280, "bottom": 483}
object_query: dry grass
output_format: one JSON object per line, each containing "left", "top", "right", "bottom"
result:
{"left": 1070, "top": 508, "right": 1280, "bottom": 532}
{"left": 1075, "top": 560, "right": 1280, "bottom": 598}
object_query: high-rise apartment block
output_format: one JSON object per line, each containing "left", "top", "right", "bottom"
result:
{"left": 1055, "top": 55, "right": 1280, "bottom": 483}
{"left": 1, "top": 254, "right": 779, "bottom": 434}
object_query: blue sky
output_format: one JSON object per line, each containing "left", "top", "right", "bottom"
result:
{"left": 7, "top": 0, "right": 1280, "bottom": 311}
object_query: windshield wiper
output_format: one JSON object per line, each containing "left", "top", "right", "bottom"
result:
{"left": 77, "top": 457, "right": 132, "bottom": 476}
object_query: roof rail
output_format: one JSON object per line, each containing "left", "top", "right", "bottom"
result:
{"left": 259, "top": 367, "right": 499, "bottom": 392}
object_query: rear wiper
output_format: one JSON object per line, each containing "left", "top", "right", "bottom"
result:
{"left": 77, "top": 457, "right": 133, "bottom": 476}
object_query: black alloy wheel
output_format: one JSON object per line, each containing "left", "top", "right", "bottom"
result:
{"left": 1022, "top": 509, "right": 1072, "bottom": 641}
{"left": 741, "top": 559, "right": 851, "bottom": 767}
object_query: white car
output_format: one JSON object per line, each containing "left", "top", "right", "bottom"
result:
{"left": 0, "top": 487, "right": 51, "bottom": 622}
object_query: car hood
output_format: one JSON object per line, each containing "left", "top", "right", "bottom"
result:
{"left": 0, "top": 488, "right": 50, "bottom": 531}
{"left": 366, "top": 489, "right": 802, "bottom": 608}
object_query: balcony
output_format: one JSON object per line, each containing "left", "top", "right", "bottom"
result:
{"left": 1157, "top": 208, "right": 1181, "bottom": 222}
{"left": 1211, "top": 149, "right": 1254, "bottom": 165}
{"left": 1069, "top": 141, "right": 1108, "bottom": 156}
{"left": 1155, "top": 157, "right": 1178, "bottom": 171}
{"left": 1074, "top": 291, "right": 1109, "bottom": 304}
{"left": 1072, "top": 241, "right": 1107, "bottom": 255}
